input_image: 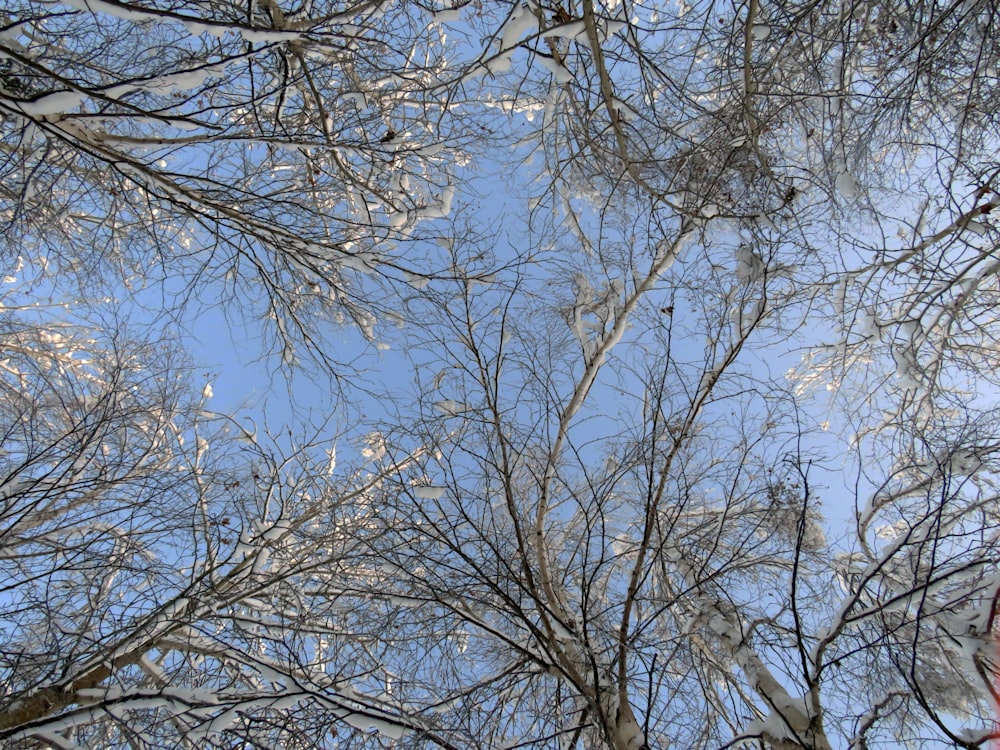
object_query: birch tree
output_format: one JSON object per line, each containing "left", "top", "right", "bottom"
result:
{"left": 329, "top": 0, "right": 1000, "bottom": 742}
{"left": 2, "top": 0, "right": 999, "bottom": 747}
{"left": 0, "top": 305, "right": 462, "bottom": 748}
{"left": 0, "top": 0, "right": 487, "bottom": 366}
{"left": 346, "top": 208, "right": 999, "bottom": 748}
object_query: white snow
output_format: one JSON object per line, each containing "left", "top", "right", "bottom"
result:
{"left": 537, "top": 54, "right": 572, "bottom": 83}
{"left": 948, "top": 449, "right": 983, "bottom": 475}
{"left": 610, "top": 97, "right": 640, "bottom": 121}
{"left": 61, "top": 0, "right": 154, "bottom": 22}
{"left": 183, "top": 21, "right": 228, "bottom": 38}
{"left": 388, "top": 210, "right": 409, "bottom": 230}
{"left": 434, "top": 399, "right": 467, "bottom": 416}
{"left": 403, "top": 271, "right": 430, "bottom": 289}
{"left": 412, "top": 185, "right": 455, "bottom": 220}
{"left": 341, "top": 92, "right": 366, "bottom": 107}
{"left": 835, "top": 171, "right": 857, "bottom": 198}
{"left": 540, "top": 20, "right": 586, "bottom": 39}
{"left": 251, "top": 548, "right": 271, "bottom": 574}
{"left": 735, "top": 246, "right": 764, "bottom": 282}
{"left": 413, "top": 485, "right": 446, "bottom": 499}
{"left": 415, "top": 142, "right": 445, "bottom": 156}
{"left": 239, "top": 29, "right": 303, "bottom": 44}
{"left": 139, "top": 655, "right": 168, "bottom": 685}
{"left": 891, "top": 346, "right": 920, "bottom": 388}
{"left": 0, "top": 22, "right": 25, "bottom": 41}
{"left": 550, "top": 618, "right": 574, "bottom": 641}
{"left": 18, "top": 91, "right": 84, "bottom": 116}
{"left": 260, "top": 519, "right": 292, "bottom": 541}
{"left": 500, "top": 5, "right": 537, "bottom": 50}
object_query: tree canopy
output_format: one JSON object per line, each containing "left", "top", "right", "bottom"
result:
{"left": 1, "top": 0, "right": 999, "bottom": 748}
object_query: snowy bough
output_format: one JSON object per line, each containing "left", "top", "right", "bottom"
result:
{"left": 355, "top": 206, "right": 999, "bottom": 749}
{"left": 2, "top": 0, "right": 1000, "bottom": 747}
{"left": 0, "top": 304, "right": 462, "bottom": 748}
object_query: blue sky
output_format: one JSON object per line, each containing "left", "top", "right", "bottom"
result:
{"left": 3, "top": 0, "right": 999, "bottom": 744}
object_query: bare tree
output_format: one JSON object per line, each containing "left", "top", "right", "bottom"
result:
{"left": 2, "top": 0, "right": 999, "bottom": 747}
{"left": 0, "top": 0, "right": 493, "bottom": 366}
{"left": 345, "top": 211, "right": 998, "bottom": 748}
{"left": 0, "top": 304, "right": 470, "bottom": 748}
